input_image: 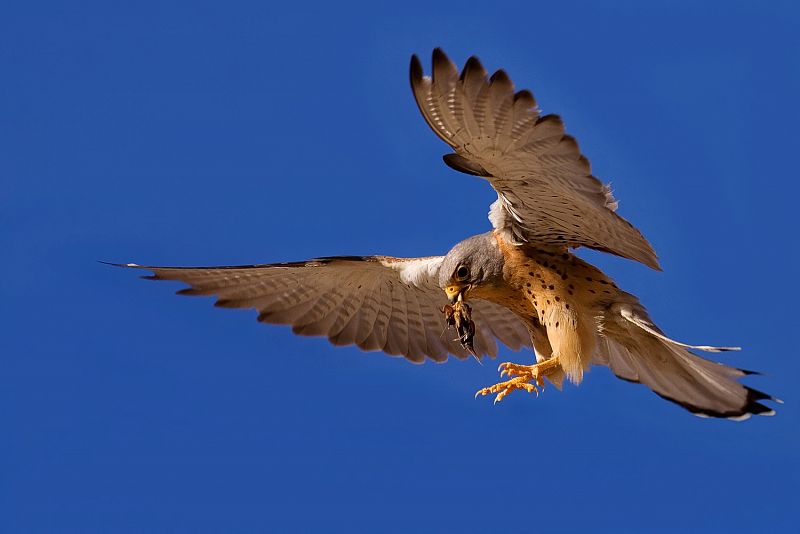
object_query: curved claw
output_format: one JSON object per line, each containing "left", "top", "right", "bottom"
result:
{"left": 498, "top": 361, "right": 517, "bottom": 378}
{"left": 493, "top": 386, "right": 511, "bottom": 404}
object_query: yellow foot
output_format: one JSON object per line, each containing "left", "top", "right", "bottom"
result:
{"left": 498, "top": 362, "right": 540, "bottom": 379}
{"left": 475, "top": 359, "right": 559, "bottom": 404}
{"left": 474, "top": 376, "right": 541, "bottom": 404}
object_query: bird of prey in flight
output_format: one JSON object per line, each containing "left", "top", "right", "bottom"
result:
{"left": 113, "top": 48, "right": 779, "bottom": 420}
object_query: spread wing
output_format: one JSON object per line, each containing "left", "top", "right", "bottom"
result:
{"left": 410, "top": 49, "right": 660, "bottom": 270}
{"left": 113, "top": 256, "right": 531, "bottom": 363}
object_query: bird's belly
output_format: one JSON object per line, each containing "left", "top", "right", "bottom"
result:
{"left": 496, "top": 241, "right": 617, "bottom": 383}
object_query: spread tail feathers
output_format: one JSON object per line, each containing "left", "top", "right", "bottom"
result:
{"left": 595, "top": 303, "right": 780, "bottom": 420}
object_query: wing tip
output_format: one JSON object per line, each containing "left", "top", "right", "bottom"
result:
{"left": 560, "top": 134, "right": 579, "bottom": 152}
{"left": 645, "top": 255, "right": 663, "bottom": 271}
{"left": 657, "top": 385, "right": 781, "bottom": 421}
{"left": 99, "top": 260, "right": 142, "bottom": 268}
{"left": 536, "top": 113, "right": 563, "bottom": 127}
{"left": 409, "top": 53, "right": 423, "bottom": 85}
{"left": 513, "top": 88, "right": 536, "bottom": 108}
{"left": 460, "top": 55, "right": 486, "bottom": 82}
{"left": 431, "top": 47, "right": 450, "bottom": 68}
{"left": 489, "top": 68, "right": 511, "bottom": 86}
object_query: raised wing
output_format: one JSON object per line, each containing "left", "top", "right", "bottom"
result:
{"left": 410, "top": 49, "right": 660, "bottom": 270}
{"left": 114, "top": 256, "right": 531, "bottom": 363}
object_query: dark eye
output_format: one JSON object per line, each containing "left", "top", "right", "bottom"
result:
{"left": 455, "top": 265, "right": 469, "bottom": 280}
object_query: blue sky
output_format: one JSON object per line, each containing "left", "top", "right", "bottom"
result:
{"left": 2, "top": 1, "right": 798, "bottom": 532}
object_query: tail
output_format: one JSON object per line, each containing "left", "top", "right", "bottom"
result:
{"left": 595, "top": 300, "right": 781, "bottom": 420}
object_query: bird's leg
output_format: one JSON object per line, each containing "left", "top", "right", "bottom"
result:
{"left": 475, "top": 356, "right": 562, "bottom": 404}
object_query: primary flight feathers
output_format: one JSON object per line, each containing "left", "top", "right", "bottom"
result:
{"left": 115, "top": 257, "right": 531, "bottom": 363}
{"left": 410, "top": 49, "right": 660, "bottom": 270}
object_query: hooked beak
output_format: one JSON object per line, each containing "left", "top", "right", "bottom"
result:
{"left": 445, "top": 284, "right": 468, "bottom": 304}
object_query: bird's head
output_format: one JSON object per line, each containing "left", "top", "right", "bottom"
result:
{"left": 439, "top": 232, "right": 505, "bottom": 303}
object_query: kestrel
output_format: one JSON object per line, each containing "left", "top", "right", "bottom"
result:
{"left": 114, "top": 49, "right": 779, "bottom": 420}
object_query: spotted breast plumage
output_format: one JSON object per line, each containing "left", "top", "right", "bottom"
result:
{"left": 113, "top": 49, "right": 779, "bottom": 420}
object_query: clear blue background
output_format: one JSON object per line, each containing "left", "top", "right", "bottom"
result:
{"left": 2, "top": 1, "right": 798, "bottom": 532}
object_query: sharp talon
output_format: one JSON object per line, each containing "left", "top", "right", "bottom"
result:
{"left": 497, "top": 362, "right": 505, "bottom": 372}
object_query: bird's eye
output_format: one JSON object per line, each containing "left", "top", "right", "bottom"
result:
{"left": 455, "top": 265, "right": 469, "bottom": 280}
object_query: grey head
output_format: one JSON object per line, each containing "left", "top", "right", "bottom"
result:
{"left": 440, "top": 231, "right": 505, "bottom": 302}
